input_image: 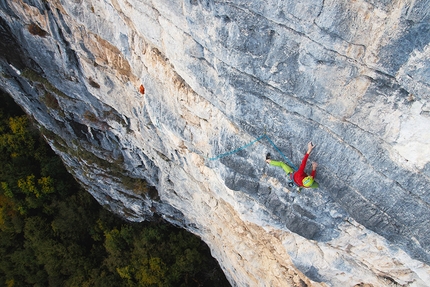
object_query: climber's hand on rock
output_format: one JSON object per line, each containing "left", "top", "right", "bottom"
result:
{"left": 307, "top": 142, "right": 315, "bottom": 154}
{"left": 312, "top": 162, "right": 318, "bottom": 170}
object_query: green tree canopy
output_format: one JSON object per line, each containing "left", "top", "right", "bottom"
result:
{"left": 0, "top": 90, "right": 230, "bottom": 287}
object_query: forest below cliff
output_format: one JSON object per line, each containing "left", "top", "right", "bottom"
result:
{"left": 0, "top": 90, "right": 230, "bottom": 287}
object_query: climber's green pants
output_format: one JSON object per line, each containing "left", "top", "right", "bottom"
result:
{"left": 269, "top": 160, "right": 293, "bottom": 175}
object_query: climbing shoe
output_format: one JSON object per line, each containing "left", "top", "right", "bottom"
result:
{"left": 266, "top": 153, "right": 271, "bottom": 160}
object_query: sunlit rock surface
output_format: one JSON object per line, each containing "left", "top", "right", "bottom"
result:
{"left": 1, "top": 0, "right": 430, "bottom": 286}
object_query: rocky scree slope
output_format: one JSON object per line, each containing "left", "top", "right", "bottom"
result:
{"left": 1, "top": 0, "right": 430, "bottom": 286}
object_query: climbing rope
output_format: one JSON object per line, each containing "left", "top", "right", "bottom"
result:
{"left": 207, "top": 134, "right": 266, "bottom": 161}
{"left": 207, "top": 134, "right": 298, "bottom": 171}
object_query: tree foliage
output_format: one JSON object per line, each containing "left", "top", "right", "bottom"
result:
{"left": 0, "top": 90, "right": 230, "bottom": 287}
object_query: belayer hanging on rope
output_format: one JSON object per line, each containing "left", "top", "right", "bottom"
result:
{"left": 266, "top": 141, "right": 319, "bottom": 189}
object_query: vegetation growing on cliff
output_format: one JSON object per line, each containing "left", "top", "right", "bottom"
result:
{"left": 0, "top": 90, "right": 230, "bottom": 287}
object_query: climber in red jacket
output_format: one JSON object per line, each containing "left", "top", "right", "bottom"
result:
{"left": 266, "top": 141, "right": 319, "bottom": 189}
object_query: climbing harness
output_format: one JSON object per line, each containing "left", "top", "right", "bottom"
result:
{"left": 207, "top": 134, "right": 298, "bottom": 171}
{"left": 288, "top": 172, "right": 302, "bottom": 193}
{"left": 288, "top": 173, "right": 296, "bottom": 187}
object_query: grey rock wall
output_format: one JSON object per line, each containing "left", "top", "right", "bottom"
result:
{"left": 1, "top": 0, "right": 430, "bottom": 286}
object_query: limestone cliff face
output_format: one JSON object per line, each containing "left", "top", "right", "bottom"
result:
{"left": 1, "top": 0, "right": 430, "bottom": 286}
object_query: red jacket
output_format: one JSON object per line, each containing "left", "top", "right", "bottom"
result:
{"left": 293, "top": 153, "right": 316, "bottom": 187}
